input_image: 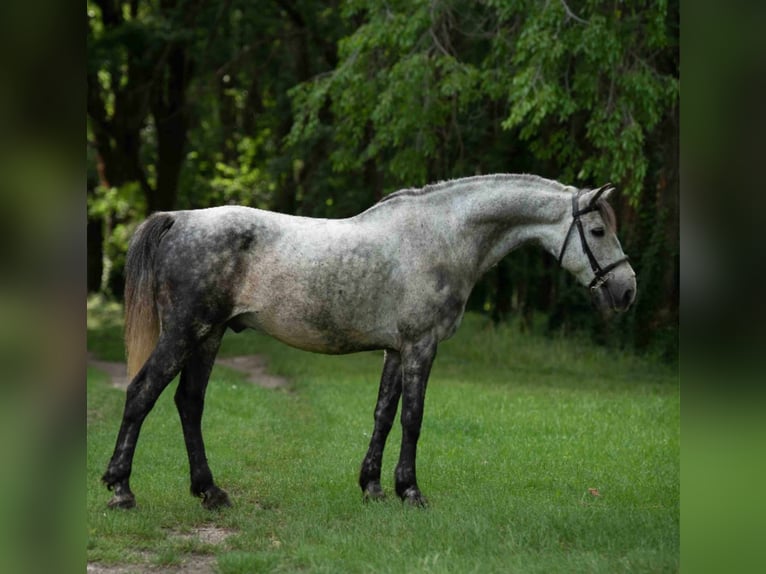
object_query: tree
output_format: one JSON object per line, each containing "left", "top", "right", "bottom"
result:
{"left": 86, "top": 0, "right": 346, "bottom": 291}
{"left": 87, "top": 0, "right": 215, "bottom": 212}
{"left": 87, "top": 0, "right": 208, "bottom": 292}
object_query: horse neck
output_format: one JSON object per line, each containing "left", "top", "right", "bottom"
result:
{"left": 450, "top": 176, "right": 570, "bottom": 279}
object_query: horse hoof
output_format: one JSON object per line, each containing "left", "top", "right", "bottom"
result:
{"left": 201, "top": 486, "right": 232, "bottom": 510}
{"left": 401, "top": 487, "right": 428, "bottom": 508}
{"left": 107, "top": 492, "right": 136, "bottom": 509}
{"left": 362, "top": 482, "right": 387, "bottom": 502}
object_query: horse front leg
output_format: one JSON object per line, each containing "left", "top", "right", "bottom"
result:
{"left": 359, "top": 350, "right": 402, "bottom": 501}
{"left": 175, "top": 325, "right": 231, "bottom": 509}
{"left": 102, "top": 335, "right": 191, "bottom": 508}
{"left": 395, "top": 337, "right": 437, "bottom": 507}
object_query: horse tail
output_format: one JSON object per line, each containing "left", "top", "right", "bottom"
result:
{"left": 124, "top": 213, "right": 175, "bottom": 379}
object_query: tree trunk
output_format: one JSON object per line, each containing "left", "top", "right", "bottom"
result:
{"left": 151, "top": 44, "right": 191, "bottom": 213}
{"left": 87, "top": 213, "right": 103, "bottom": 293}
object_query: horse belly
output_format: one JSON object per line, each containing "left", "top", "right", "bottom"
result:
{"left": 232, "top": 308, "right": 393, "bottom": 354}
{"left": 232, "top": 225, "right": 403, "bottom": 353}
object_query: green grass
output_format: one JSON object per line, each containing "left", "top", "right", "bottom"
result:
{"left": 87, "top": 298, "right": 679, "bottom": 573}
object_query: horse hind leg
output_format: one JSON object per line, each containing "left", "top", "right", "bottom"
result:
{"left": 174, "top": 324, "right": 231, "bottom": 509}
{"left": 359, "top": 350, "right": 402, "bottom": 501}
{"left": 102, "top": 332, "right": 194, "bottom": 508}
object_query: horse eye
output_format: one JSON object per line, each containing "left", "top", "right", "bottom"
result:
{"left": 591, "top": 227, "right": 605, "bottom": 238}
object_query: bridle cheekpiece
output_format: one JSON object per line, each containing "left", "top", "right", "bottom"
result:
{"left": 557, "top": 184, "right": 630, "bottom": 290}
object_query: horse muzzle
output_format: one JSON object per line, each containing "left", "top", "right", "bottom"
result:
{"left": 591, "top": 266, "right": 637, "bottom": 314}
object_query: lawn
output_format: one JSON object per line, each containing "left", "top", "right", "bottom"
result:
{"left": 87, "top": 298, "right": 679, "bottom": 573}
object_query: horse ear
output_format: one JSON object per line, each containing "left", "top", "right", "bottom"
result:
{"left": 587, "top": 183, "right": 615, "bottom": 206}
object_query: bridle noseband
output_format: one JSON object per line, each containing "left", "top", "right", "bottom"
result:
{"left": 557, "top": 186, "right": 630, "bottom": 290}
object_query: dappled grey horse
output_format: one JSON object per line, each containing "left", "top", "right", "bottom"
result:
{"left": 102, "top": 174, "right": 636, "bottom": 509}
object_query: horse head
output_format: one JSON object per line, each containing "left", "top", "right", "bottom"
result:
{"left": 558, "top": 184, "right": 637, "bottom": 315}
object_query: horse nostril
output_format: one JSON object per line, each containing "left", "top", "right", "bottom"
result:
{"left": 622, "top": 289, "right": 634, "bottom": 309}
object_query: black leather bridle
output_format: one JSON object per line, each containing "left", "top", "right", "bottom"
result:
{"left": 557, "top": 185, "right": 630, "bottom": 290}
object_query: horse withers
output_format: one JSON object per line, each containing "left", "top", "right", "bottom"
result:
{"left": 102, "top": 174, "right": 636, "bottom": 509}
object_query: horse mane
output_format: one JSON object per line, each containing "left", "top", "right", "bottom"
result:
{"left": 375, "top": 174, "right": 617, "bottom": 230}
{"left": 376, "top": 173, "right": 563, "bottom": 204}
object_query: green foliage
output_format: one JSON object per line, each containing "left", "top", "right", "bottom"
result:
{"left": 87, "top": 182, "right": 146, "bottom": 295}
{"left": 289, "top": 0, "right": 678, "bottom": 204}
{"left": 87, "top": 181, "right": 145, "bottom": 222}
{"left": 289, "top": 0, "right": 487, "bottom": 186}
{"left": 181, "top": 136, "right": 277, "bottom": 209}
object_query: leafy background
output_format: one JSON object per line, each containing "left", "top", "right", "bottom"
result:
{"left": 87, "top": 0, "right": 678, "bottom": 360}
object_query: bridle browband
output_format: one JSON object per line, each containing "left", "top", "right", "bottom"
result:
{"left": 557, "top": 185, "right": 630, "bottom": 290}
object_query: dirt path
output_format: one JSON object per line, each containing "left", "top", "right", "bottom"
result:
{"left": 214, "top": 355, "right": 289, "bottom": 389}
{"left": 87, "top": 353, "right": 288, "bottom": 573}
{"left": 86, "top": 525, "right": 235, "bottom": 574}
{"left": 87, "top": 353, "right": 290, "bottom": 391}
